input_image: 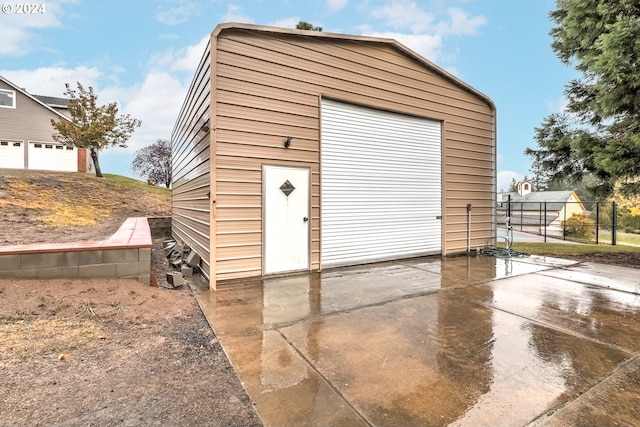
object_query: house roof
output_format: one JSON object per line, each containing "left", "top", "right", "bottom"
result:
{"left": 498, "top": 190, "right": 584, "bottom": 212}
{"left": 0, "top": 75, "right": 71, "bottom": 122}
{"left": 211, "top": 23, "right": 496, "bottom": 113}
{"left": 32, "top": 94, "right": 69, "bottom": 109}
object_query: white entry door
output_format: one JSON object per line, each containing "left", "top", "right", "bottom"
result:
{"left": 264, "top": 165, "right": 310, "bottom": 275}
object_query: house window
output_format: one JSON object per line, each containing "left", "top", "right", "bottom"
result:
{"left": 0, "top": 141, "right": 7, "bottom": 146}
{"left": 65, "top": 146, "right": 73, "bottom": 150}
{"left": 55, "top": 145, "right": 63, "bottom": 150}
{"left": 45, "top": 144, "right": 52, "bottom": 149}
{"left": 0, "top": 89, "right": 15, "bottom": 108}
{"left": 524, "top": 183, "right": 529, "bottom": 191}
{"left": 13, "top": 142, "right": 20, "bottom": 147}
{"left": 34, "top": 143, "right": 42, "bottom": 148}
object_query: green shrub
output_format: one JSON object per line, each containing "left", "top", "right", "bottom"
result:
{"left": 563, "top": 213, "right": 595, "bottom": 240}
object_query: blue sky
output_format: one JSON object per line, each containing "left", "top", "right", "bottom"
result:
{"left": 0, "top": 0, "right": 577, "bottom": 190}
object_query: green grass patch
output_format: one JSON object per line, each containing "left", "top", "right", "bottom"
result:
{"left": 599, "top": 229, "right": 640, "bottom": 246}
{"left": 508, "top": 242, "right": 640, "bottom": 256}
{"left": 103, "top": 174, "right": 170, "bottom": 195}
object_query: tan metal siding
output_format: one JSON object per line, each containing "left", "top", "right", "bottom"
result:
{"left": 210, "top": 28, "right": 495, "bottom": 283}
{"left": 171, "top": 41, "right": 212, "bottom": 277}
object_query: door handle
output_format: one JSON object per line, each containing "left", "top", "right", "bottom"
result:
{"left": 303, "top": 217, "right": 309, "bottom": 222}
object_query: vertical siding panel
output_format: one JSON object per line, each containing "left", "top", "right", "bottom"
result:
{"left": 171, "top": 40, "right": 212, "bottom": 278}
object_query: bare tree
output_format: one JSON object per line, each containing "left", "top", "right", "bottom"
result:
{"left": 131, "top": 139, "right": 172, "bottom": 188}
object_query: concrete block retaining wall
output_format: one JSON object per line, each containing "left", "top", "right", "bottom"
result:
{"left": 0, "top": 217, "right": 153, "bottom": 285}
{"left": 147, "top": 216, "right": 172, "bottom": 238}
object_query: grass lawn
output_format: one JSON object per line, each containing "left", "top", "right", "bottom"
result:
{"left": 508, "top": 241, "right": 640, "bottom": 256}
{"left": 598, "top": 229, "right": 640, "bottom": 246}
{"left": 103, "top": 174, "right": 170, "bottom": 196}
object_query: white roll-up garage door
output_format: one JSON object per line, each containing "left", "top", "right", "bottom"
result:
{"left": 28, "top": 142, "right": 78, "bottom": 172}
{"left": 321, "top": 99, "right": 441, "bottom": 267}
{"left": 0, "top": 140, "right": 25, "bottom": 169}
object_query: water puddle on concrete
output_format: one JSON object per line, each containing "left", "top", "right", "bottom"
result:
{"left": 197, "top": 256, "right": 640, "bottom": 426}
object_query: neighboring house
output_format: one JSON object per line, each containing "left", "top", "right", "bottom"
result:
{"left": 498, "top": 181, "right": 586, "bottom": 236}
{"left": 0, "top": 75, "right": 92, "bottom": 173}
{"left": 172, "top": 23, "right": 497, "bottom": 289}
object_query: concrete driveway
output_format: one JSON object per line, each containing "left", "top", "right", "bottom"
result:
{"left": 195, "top": 255, "right": 640, "bottom": 427}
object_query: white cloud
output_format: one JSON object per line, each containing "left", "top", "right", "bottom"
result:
{"left": 220, "top": 4, "right": 254, "bottom": 23}
{"left": 362, "top": 31, "right": 442, "bottom": 62}
{"left": 104, "top": 36, "right": 209, "bottom": 153}
{"left": 269, "top": 17, "right": 301, "bottom": 29}
{"left": 155, "top": 0, "right": 200, "bottom": 26}
{"left": 108, "top": 71, "right": 186, "bottom": 153}
{"left": 0, "top": 66, "right": 102, "bottom": 96}
{"left": 444, "top": 7, "right": 487, "bottom": 36}
{"left": 366, "top": 1, "right": 486, "bottom": 62}
{"left": 148, "top": 35, "right": 209, "bottom": 73}
{"left": 326, "top": 0, "right": 348, "bottom": 13}
{"left": 0, "top": 1, "right": 66, "bottom": 55}
{"left": 497, "top": 170, "right": 523, "bottom": 193}
{"left": 546, "top": 96, "right": 568, "bottom": 113}
{"left": 4, "top": 33, "right": 206, "bottom": 157}
{"left": 372, "top": 1, "right": 435, "bottom": 34}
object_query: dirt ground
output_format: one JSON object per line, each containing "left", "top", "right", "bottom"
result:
{"left": 0, "top": 238, "right": 263, "bottom": 427}
{"left": 560, "top": 251, "right": 640, "bottom": 267}
{"left": 0, "top": 170, "right": 262, "bottom": 426}
{"left": 0, "top": 170, "right": 171, "bottom": 246}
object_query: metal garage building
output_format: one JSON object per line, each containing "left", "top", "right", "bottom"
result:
{"left": 171, "top": 23, "right": 496, "bottom": 289}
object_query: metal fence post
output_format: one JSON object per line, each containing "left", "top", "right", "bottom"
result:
{"left": 563, "top": 201, "right": 567, "bottom": 240}
{"left": 612, "top": 201, "right": 617, "bottom": 246}
{"left": 539, "top": 202, "right": 542, "bottom": 236}
{"left": 544, "top": 201, "right": 547, "bottom": 242}
{"left": 520, "top": 202, "right": 523, "bottom": 232}
{"left": 595, "top": 202, "right": 599, "bottom": 245}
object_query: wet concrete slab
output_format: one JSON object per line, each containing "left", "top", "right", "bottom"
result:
{"left": 399, "top": 255, "right": 556, "bottom": 284}
{"left": 281, "top": 293, "right": 628, "bottom": 427}
{"left": 531, "top": 355, "right": 640, "bottom": 427}
{"left": 539, "top": 262, "right": 640, "bottom": 294}
{"left": 195, "top": 255, "right": 640, "bottom": 427}
{"left": 455, "top": 272, "right": 640, "bottom": 353}
{"left": 219, "top": 330, "right": 369, "bottom": 427}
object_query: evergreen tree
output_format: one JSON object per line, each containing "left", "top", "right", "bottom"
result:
{"left": 296, "top": 20, "right": 323, "bottom": 31}
{"left": 526, "top": 0, "right": 640, "bottom": 197}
